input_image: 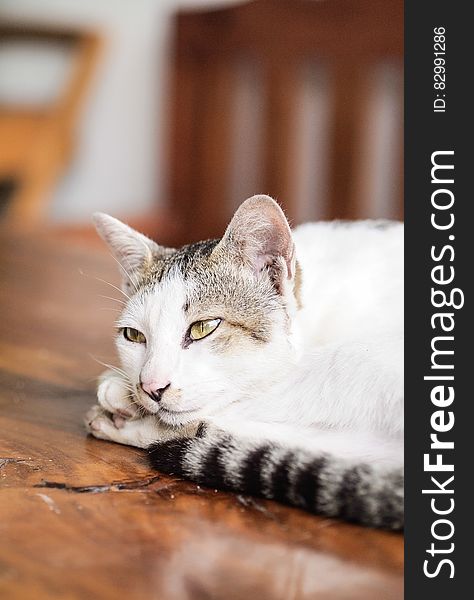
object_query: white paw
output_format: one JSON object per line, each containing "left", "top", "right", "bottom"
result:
{"left": 97, "top": 371, "right": 138, "bottom": 421}
{"left": 84, "top": 405, "right": 117, "bottom": 441}
{"left": 85, "top": 404, "right": 164, "bottom": 449}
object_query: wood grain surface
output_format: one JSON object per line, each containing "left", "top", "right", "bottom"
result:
{"left": 0, "top": 230, "right": 403, "bottom": 600}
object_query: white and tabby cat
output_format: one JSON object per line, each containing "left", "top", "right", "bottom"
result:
{"left": 86, "top": 195, "right": 404, "bottom": 529}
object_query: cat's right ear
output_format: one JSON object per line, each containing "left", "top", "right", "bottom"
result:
{"left": 92, "top": 213, "right": 164, "bottom": 284}
{"left": 216, "top": 195, "right": 296, "bottom": 292}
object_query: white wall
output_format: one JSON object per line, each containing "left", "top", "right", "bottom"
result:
{"left": 0, "top": 0, "right": 239, "bottom": 223}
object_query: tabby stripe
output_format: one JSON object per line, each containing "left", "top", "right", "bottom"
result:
{"left": 196, "top": 442, "right": 228, "bottom": 489}
{"left": 240, "top": 445, "right": 273, "bottom": 496}
{"left": 377, "top": 470, "right": 404, "bottom": 530}
{"left": 195, "top": 422, "right": 208, "bottom": 438}
{"left": 270, "top": 451, "right": 293, "bottom": 503}
{"left": 292, "top": 456, "right": 328, "bottom": 511}
{"left": 336, "top": 465, "right": 371, "bottom": 524}
{"left": 148, "top": 438, "right": 192, "bottom": 477}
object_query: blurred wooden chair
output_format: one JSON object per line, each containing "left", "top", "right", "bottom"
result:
{"left": 166, "top": 0, "right": 403, "bottom": 242}
{"left": 0, "top": 25, "right": 100, "bottom": 226}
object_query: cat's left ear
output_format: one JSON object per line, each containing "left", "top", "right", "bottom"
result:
{"left": 93, "top": 213, "right": 167, "bottom": 290}
{"left": 217, "top": 195, "right": 296, "bottom": 292}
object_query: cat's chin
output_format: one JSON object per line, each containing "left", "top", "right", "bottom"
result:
{"left": 156, "top": 406, "right": 200, "bottom": 427}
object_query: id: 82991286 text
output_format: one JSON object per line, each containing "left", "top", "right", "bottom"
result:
{"left": 433, "top": 26, "right": 446, "bottom": 113}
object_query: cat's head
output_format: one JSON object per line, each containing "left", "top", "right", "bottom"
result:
{"left": 94, "top": 195, "right": 301, "bottom": 426}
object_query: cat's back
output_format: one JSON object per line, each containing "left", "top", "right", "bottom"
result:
{"left": 292, "top": 220, "right": 403, "bottom": 345}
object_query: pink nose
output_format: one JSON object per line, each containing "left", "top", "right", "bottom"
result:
{"left": 140, "top": 380, "right": 171, "bottom": 402}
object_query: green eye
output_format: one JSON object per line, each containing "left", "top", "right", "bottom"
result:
{"left": 123, "top": 327, "right": 146, "bottom": 344}
{"left": 189, "top": 318, "right": 221, "bottom": 341}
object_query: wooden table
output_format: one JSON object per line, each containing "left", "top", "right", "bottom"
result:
{"left": 0, "top": 230, "right": 403, "bottom": 600}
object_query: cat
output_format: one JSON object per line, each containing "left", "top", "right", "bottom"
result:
{"left": 85, "top": 195, "right": 404, "bottom": 530}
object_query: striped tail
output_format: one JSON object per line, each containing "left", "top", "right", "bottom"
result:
{"left": 147, "top": 423, "right": 403, "bottom": 530}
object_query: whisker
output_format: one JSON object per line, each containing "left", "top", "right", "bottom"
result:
{"left": 106, "top": 365, "right": 130, "bottom": 380}
{"left": 107, "top": 252, "right": 140, "bottom": 293}
{"left": 98, "top": 294, "right": 127, "bottom": 306}
{"left": 94, "top": 276, "right": 131, "bottom": 301}
{"left": 77, "top": 269, "right": 131, "bottom": 301}
{"left": 85, "top": 376, "right": 144, "bottom": 415}
{"left": 89, "top": 355, "right": 130, "bottom": 379}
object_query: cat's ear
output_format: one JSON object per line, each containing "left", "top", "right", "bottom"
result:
{"left": 92, "top": 213, "right": 164, "bottom": 283}
{"left": 218, "top": 195, "right": 296, "bottom": 290}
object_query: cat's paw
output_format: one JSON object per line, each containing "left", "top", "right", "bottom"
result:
{"left": 97, "top": 371, "right": 138, "bottom": 423}
{"left": 85, "top": 404, "right": 130, "bottom": 435}
{"left": 84, "top": 405, "right": 116, "bottom": 439}
{"left": 85, "top": 404, "right": 166, "bottom": 449}
{"left": 84, "top": 404, "right": 135, "bottom": 443}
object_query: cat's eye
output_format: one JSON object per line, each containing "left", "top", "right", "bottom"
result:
{"left": 123, "top": 327, "right": 146, "bottom": 344}
{"left": 189, "top": 318, "right": 221, "bottom": 341}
